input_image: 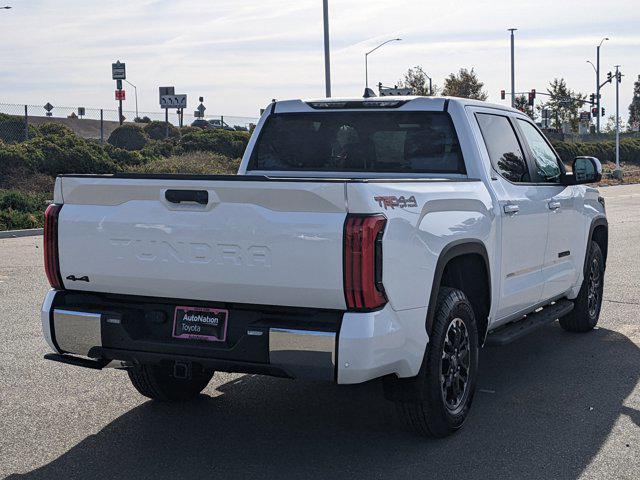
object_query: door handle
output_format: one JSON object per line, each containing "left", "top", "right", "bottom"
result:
{"left": 503, "top": 204, "right": 520, "bottom": 214}
{"left": 548, "top": 201, "right": 561, "bottom": 210}
{"left": 165, "top": 190, "right": 209, "bottom": 205}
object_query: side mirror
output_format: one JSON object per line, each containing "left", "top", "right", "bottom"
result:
{"left": 563, "top": 156, "right": 602, "bottom": 185}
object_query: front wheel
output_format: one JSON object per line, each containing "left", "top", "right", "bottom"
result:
{"left": 396, "top": 287, "right": 479, "bottom": 437}
{"left": 560, "top": 241, "right": 605, "bottom": 333}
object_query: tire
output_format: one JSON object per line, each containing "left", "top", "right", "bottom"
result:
{"left": 560, "top": 241, "right": 605, "bottom": 333}
{"left": 396, "top": 287, "right": 479, "bottom": 438}
{"left": 127, "top": 363, "right": 214, "bottom": 401}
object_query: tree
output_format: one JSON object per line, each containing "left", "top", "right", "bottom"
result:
{"left": 441, "top": 68, "right": 488, "bottom": 100}
{"left": 537, "top": 78, "right": 586, "bottom": 131}
{"left": 629, "top": 74, "right": 640, "bottom": 131}
{"left": 603, "top": 114, "right": 627, "bottom": 134}
{"left": 397, "top": 66, "right": 437, "bottom": 96}
{"left": 514, "top": 94, "right": 534, "bottom": 119}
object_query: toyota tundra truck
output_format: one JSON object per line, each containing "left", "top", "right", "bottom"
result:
{"left": 40, "top": 96, "right": 608, "bottom": 437}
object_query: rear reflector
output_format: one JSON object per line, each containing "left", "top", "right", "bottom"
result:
{"left": 344, "top": 215, "right": 387, "bottom": 311}
{"left": 44, "top": 204, "right": 64, "bottom": 290}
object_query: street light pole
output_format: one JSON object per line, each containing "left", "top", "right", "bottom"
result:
{"left": 322, "top": 0, "right": 331, "bottom": 98}
{"left": 596, "top": 37, "right": 609, "bottom": 134}
{"left": 508, "top": 28, "right": 517, "bottom": 108}
{"left": 364, "top": 38, "right": 402, "bottom": 89}
{"left": 124, "top": 79, "right": 138, "bottom": 120}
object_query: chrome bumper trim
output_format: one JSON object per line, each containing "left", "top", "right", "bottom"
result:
{"left": 52, "top": 309, "right": 102, "bottom": 356}
{"left": 269, "top": 328, "right": 336, "bottom": 381}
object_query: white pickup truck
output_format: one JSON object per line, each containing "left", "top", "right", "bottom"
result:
{"left": 41, "top": 96, "right": 608, "bottom": 437}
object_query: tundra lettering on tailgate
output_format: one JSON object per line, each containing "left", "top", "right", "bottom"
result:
{"left": 109, "top": 238, "right": 271, "bottom": 267}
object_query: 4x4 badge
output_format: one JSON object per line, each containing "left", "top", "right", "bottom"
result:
{"left": 374, "top": 195, "right": 418, "bottom": 210}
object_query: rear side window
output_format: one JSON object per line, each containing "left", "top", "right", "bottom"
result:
{"left": 476, "top": 113, "right": 530, "bottom": 183}
{"left": 249, "top": 111, "right": 465, "bottom": 173}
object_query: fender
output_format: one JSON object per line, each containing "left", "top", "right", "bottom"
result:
{"left": 384, "top": 239, "right": 491, "bottom": 402}
{"left": 425, "top": 239, "right": 491, "bottom": 335}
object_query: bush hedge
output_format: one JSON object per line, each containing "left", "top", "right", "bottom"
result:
{"left": 108, "top": 124, "right": 149, "bottom": 151}
{"left": 144, "top": 121, "right": 180, "bottom": 141}
{"left": 551, "top": 138, "right": 640, "bottom": 165}
{"left": 0, "top": 113, "right": 38, "bottom": 143}
{"left": 0, "top": 190, "right": 49, "bottom": 230}
{"left": 179, "top": 129, "right": 249, "bottom": 158}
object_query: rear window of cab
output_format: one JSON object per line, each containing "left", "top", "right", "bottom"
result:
{"left": 248, "top": 111, "right": 466, "bottom": 174}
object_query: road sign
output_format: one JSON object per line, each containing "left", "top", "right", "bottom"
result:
{"left": 579, "top": 111, "right": 592, "bottom": 122}
{"left": 159, "top": 86, "right": 175, "bottom": 103}
{"left": 44, "top": 102, "right": 53, "bottom": 112}
{"left": 160, "top": 94, "right": 187, "bottom": 109}
{"left": 115, "top": 90, "right": 126, "bottom": 100}
{"left": 78, "top": 107, "right": 85, "bottom": 117}
{"left": 112, "top": 61, "right": 126, "bottom": 80}
{"left": 194, "top": 103, "right": 206, "bottom": 117}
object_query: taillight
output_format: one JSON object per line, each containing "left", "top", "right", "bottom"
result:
{"left": 344, "top": 215, "right": 387, "bottom": 311}
{"left": 44, "top": 204, "right": 64, "bottom": 290}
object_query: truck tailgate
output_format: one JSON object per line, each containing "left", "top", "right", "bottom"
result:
{"left": 56, "top": 176, "right": 347, "bottom": 310}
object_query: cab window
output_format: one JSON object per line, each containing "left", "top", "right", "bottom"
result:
{"left": 476, "top": 113, "right": 530, "bottom": 183}
{"left": 517, "top": 119, "right": 562, "bottom": 183}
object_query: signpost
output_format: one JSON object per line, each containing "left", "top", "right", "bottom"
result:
{"left": 44, "top": 102, "right": 54, "bottom": 117}
{"left": 112, "top": 61, "right": 126, "bottom": 125}
{"left": 77, "top": 107, "right": 85, "bottom": 119}
{"left": 194, "top": 97, "right": 206, "bottom": 118}
{"left": 159, "top": 87, "right": 187, "bottom": 136}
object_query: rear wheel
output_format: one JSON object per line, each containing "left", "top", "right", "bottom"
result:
{"left": 127, "top": 363, "right": 214, "bottom": 401}
{"left": 396, "top": 287, "right": 479, "bottom": 437}
{"left": 560, "top": 241, "right": 604, "bottom": 333}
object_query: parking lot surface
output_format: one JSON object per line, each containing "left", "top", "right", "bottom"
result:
{"left": 1, "top": 184, "right": 638, "bottom": 479}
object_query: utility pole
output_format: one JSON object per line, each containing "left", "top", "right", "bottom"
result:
{"left": 596, "top": 38, "right": 609, "bottom": 134}
{"left": 508, "top": 28, "right": 517, "bottom": 108}
{"left": 614, "top": 65, "right": 622, "bottom": 179}
{"left": 322, "top": 0, "right": 331, "bottom": 97}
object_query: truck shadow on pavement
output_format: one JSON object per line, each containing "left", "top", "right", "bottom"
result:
{"left": 8, "top": 324, "right": 639, "bottom": 480}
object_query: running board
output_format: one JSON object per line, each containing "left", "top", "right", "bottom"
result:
{"left": 44, "top": 353, "right": 110, "bottom": 370}
{"left": 486, "top": 300, "right": 574, "bottom": 346}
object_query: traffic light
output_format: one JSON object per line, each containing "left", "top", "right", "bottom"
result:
{"left": 616, "top": 71, "right": 622, "bottom": 82}
{"left": 607, "top": 71, "right": 613, "bottom": 82}
{"left": 589, "top": 93, "right": 595, "bottom": 106}
{"left": 601, "top": 107, "right": 605, "bottom": 116}
{"left": 528, "top": 89, "right": 536, "bottom": 106}
{"left": 500, "top": 90, "right": 506, "bottom": 100}
{"left": 592, "top": 107, "right": 598, "bottom": 116}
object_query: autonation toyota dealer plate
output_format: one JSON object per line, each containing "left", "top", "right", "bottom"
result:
{"left": 172, "top": 306, "right": 228, "bottom": 342}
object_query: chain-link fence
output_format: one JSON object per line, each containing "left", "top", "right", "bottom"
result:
{"left": 0, "top": 102, "right": 258, "bottom": 142}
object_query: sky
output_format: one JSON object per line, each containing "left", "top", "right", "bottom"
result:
{"left": 0, "top": 0, "right": 639, "bottom": 123}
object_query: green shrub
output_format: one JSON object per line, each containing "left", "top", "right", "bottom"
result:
{"left": 31, "top": 135, "right": 117, "bottom": 175}
{"left": 127, "top": 152, "right": 240, "bottom": 175}
{"left": 0, "top": 113, "right": 37, "bottom": 143}
{"left": 104, "top": 144, "right": 149, "bottom": 167}
{"left": 178, "top": 129, "right": 250, "bottom": 158}
{"left": 38, "top": 122, "right": 75, "bottom": 137}
{"left": 108, "top": 124, "right": 149, "bottom": 151}
{"left": 0, "top": 142, "right": 43, "bottom": 176}
{"left": 0, "top": 190, "right": 49, "bottom": 231}
{"left": 143, "top": 121, "right": 179, "bottom": 141}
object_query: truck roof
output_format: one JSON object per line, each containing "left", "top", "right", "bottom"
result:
{"left": 273, "top": 96, "right": 518, "bottom": 114}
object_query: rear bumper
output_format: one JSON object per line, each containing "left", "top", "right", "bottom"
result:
{"left": 41, "top": 290, "right": 427, "bottom": 384}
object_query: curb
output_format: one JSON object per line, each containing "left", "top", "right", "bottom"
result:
{"left": 0, "top": 228, "right": 44, "bottom": 239}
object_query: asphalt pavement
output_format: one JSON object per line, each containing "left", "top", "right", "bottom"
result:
{"left": 0, "top": 184, "right": 638, "bottom": 479}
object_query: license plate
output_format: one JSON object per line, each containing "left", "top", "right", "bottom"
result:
{"left": 172, "top": 306, "right": 228, "bottom": 342}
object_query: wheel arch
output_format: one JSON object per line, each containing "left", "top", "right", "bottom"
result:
{"left": 426, "top": 239, "right": 491, "bottom": 346}
{"left": 588, "top": 217, "right": 608, "bottom": 270}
